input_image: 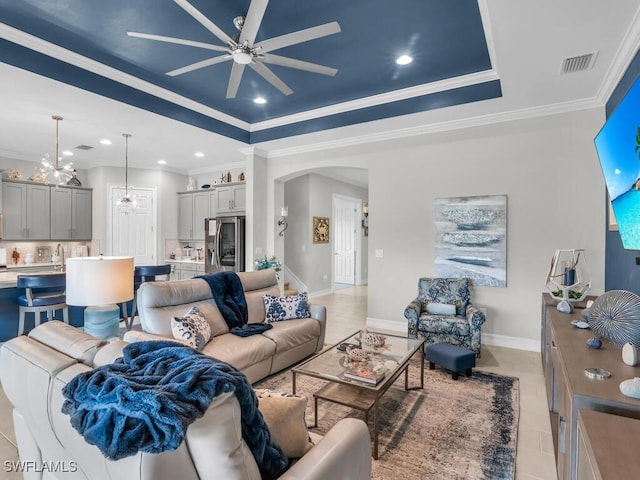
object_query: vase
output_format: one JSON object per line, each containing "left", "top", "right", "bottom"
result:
{"left": 622, "top": 342, "right": 638, "bottom": 366}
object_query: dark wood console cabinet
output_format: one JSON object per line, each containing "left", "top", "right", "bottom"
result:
{"left": 542, "top": 293, "right": 640, "bottom": 479}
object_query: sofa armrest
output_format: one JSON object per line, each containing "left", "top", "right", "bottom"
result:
{"left": 280, "top": 418, "right": 371, "bottom": 480}
{"left": 465, "top": 303, "right": 486, "bottom": 329}
{"left": 308, "top": 304, "right": 327, "bottom": 350}
{"left": 123, "top": 330, "right": 191, "bottom": 346}
{"left": 404, "top": 298, "right": 422, "bottom": 338}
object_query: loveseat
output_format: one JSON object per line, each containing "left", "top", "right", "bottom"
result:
{"left": 0, "top": 321, "right": 372, "bottom": 479}
{"left": 124, "top": 269, "right": 326, "bottom": 383}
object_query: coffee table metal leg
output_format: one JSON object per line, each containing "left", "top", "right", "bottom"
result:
{"left": 313, "top": 396, "right": 319, "bottom": 428}
{"left": 407, "top": 348, "right": 426, "bottom": 391}
{"left": 373, "top": 400, "right": 379, "bottom": 459}
{"left": 292, "top": 371, "right": 297, "bottom": 395}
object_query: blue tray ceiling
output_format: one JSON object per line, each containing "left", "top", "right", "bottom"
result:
{"left": 0, "top": 0, "right": 500, "bottom": 142}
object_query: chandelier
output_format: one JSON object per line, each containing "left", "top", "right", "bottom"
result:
{"left": 117, "top": 133, "right": 137, "bottom": 214}
{"left": 41, "top": 115, "right": 73, "bottom": 185}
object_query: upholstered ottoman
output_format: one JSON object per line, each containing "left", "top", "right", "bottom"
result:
{"left": 426, "top": 343, "right": 475, "bottom": 380}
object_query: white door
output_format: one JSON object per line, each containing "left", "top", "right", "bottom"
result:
{"left": 333, "top": 195, "right": 358, "bottom": 284}
{"left": 109, "top": 186, "right": 157, "bottom": 265}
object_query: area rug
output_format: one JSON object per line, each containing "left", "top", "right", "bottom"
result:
{"left": 255, "top": 361, "right": 519, "bottom": 480}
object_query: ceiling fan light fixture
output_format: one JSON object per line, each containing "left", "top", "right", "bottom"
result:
{"left": 232, "top": 47, "right": 253, "bottom": 64}
{"left": 396, "top": 54, "right": 413, "bottom": 65}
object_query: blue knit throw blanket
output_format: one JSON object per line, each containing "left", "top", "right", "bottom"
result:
{"left": 197, "top": 272, "right": 248, "bottom": 329}
{"left": 197, "top": 271, "right": 273, "bottom": 337}
{"left": 61, "top": 341, "right": 289, "bottom": 478}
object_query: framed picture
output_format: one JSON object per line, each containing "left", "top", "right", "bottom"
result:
{"left": 313, "top": 216, "right": 330, "bottom": 243}
{"left": 434, "top": 194, "right": 507, "bottom": 287}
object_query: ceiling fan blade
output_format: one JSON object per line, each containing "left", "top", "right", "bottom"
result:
{"left": 167, "top": 55, "right": 231, "bottom": 76}
{"left": 257, "top": 22, "right": 340, "bottom": 54}
{"left": 239, "top": 0, "right": 268, "bottom": 46}
{"left": 127, "top": 32, "right": 228, "bottom": 52}
{"left": 226, "top": 62, "right": 246, "bottom": 99}
{"left": 249, "top": 61, "right": 293, "bottom": 96}
{"left": 262, "top": 53, "right": 337, "bottom": 76}
{"left": 174, "top": 0, "right": 232, "bottom": 45}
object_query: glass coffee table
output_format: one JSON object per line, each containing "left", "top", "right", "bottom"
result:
{"left": 292, "top": 330, "right": 425, "bottom": 459}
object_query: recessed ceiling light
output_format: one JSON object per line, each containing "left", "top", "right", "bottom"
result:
{"left": 396, "top": 55, "right": 413, "bottom": 65}
{"left": 195, "top": 152, "right": 204, "bottom": 157}
{"left": 100, "top": 139, "right": 112, "bottom": 145}
{"left": 62, "top": 150, "right": 73, "bottom": 156}
{"left": 157, "top": 159, "right": 167, "bottom": 165}
{"left": 254, "top": 97, "right": 267, "bottom": 104}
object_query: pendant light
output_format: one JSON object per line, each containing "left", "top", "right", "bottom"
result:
{"left": 41, "top": 115, "right": 73, "bottom": 185}
{"left": 117, "top": 133, "right": 137, "bottom": 214}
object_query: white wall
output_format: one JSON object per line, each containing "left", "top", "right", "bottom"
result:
{"left": 264, "top": 108, "right": 607, "bottom": 348}
{"left": 283, "top": 173, "right": 368, "bottom": 292}
{"left": 81, "top": 166, "right": 186, "bottom": 260}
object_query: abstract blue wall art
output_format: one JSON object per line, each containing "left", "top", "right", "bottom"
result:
{"left": 435, "top": 195, "right": 507, "bottom": 287}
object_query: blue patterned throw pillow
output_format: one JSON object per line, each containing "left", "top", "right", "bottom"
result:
{"left": 171, "top": 306, "right": 212, "bottom": 350}
{"left": 263, "top": 292, "right": 310, "bottom": 323}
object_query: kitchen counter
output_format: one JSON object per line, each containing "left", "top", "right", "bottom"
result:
{"left": 166, "top": 259, "right": 205, "bottom": 264}
{"left": 0, "top": 268, "right": 59, "bottom": 289}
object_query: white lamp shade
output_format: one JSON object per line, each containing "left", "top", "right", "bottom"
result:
{"left": 66, "top": 256, "right": 134, "bottom": 306}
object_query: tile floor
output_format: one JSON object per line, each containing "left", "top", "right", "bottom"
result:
{"left": 0, "top": 285, "right": 557, "bottom": 480}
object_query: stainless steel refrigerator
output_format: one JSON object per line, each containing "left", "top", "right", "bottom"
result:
{"left": 205, "top": 217, "right": 245, "bottom": 273}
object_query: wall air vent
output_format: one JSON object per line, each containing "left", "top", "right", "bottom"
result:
{"left": 560, "top": 52, "right": 598, "bottom": 74}
{"left": 75, "top": 144, "right": 93, "bottom": 150}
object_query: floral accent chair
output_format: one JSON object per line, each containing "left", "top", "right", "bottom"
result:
{"left": 404, "top": 277, "right": 486, "bottom": 356}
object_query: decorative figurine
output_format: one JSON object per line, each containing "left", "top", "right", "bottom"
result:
{"left": 586, "top": 337, "right": 602, "bottom": 349}
{"left": 66, "top": 169, "right": 82, "bottom": 186}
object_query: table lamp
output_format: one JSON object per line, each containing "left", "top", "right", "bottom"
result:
{"left": 66, "top": 256, "right": 133, "bottom": 339}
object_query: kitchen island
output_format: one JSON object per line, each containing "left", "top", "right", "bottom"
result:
{"left": 0, "top": 266, "right": 85, "bottom": 342}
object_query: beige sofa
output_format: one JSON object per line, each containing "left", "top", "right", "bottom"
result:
{"left": 124, "top": 269, "right": 326, "bottom": 383}
{"left": 0, "top": 322, "right": 372, "bottom": 479}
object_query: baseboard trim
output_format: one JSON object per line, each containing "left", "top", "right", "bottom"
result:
{"left": 308, "top": 289, "right": 333, "bottom": 299}
{"left": 366, "top": 317, "right": 405, "bottom": 333}
{"left": 483, "top": 333, "right": 540, "bottom": 352}
{"left": 365, "top": 318, "right": 540, "bottom": 352}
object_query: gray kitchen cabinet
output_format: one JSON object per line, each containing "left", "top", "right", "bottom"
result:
{"left": 178, "top": 191, "right": 209, "bottom": 241}
{"left": 2, "top": 180, "right": 92, "bottom": 241}
{"left": 216, "top": 183, "right": 245, "bottom": 214}
{"left": 51, "top": 186, "right": 92, "bottom": 240}
{"left": 2, "top": 180, "right": 50, "bottom": 240}
{"left": 168, "top": 261, "right": 204, "bottom": 280}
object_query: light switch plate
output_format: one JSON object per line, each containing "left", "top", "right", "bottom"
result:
{"left": 375, "top": 249, "right": 383, "bottom": 258}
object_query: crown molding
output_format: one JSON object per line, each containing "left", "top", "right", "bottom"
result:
{"left": 0, "top": 22, "right": 249, "bottom": 130}
{"left": 266, "top": 97, "right": 604, "bottom": 159}
{"left": 238, "top": 146, "right": 269, "bottom": 158}
{"left": 250, "top": 69, "right": 499, "bottom": 132}
{"left": 187, "top": 160, "right": 246, "bottom": 176}
{"left": 593, "top": 6, "right": 640, "bottom": 105}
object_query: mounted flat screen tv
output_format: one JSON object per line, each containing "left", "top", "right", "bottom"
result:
{"left": 594, "top": 73, "right": 640, "bottom": 250}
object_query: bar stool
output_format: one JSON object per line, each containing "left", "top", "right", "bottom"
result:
{"left": 124, "top": 264, "right": 172, "bottom": 330}
{"left": 17, "top": 273, "right": 69, "bottom": 335}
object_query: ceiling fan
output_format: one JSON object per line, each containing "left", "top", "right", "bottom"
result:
{"left": 128, "top": 0, "right": 341, "bottom": 98}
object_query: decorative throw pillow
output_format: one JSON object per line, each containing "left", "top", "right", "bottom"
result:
{"left": 263, "top": 292, "right": 310, "bottom": 322}
{"left": 254, "top": 389, "right": 314, "bottom": 458}
{"left": 171, "top": 306, "right": 212, "bottom": 350}
{"left": 425, "top": 302, "right": 457, "bottom": 315}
